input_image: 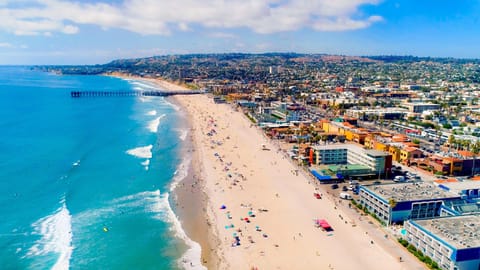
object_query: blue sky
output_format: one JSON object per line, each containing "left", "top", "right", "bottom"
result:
{"left": 1, "top": 0, "right": 480, "bottom": 65}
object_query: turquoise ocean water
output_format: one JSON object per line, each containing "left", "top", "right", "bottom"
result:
{"left": 0, "top": 67, "right": 202, "bottom": 269}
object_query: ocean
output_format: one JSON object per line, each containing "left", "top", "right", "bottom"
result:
{"left": 0, "top": 67, "right": 202, "bottom": 269}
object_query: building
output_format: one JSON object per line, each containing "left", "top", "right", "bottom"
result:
{"left": 405, "top": 215, "right": 480, "bottom": 270}
{"left": 437, "top": 181, "right": 480, "bottom": 200}
{"left": 312, "top": 144, "right": 392, "bottom": 176}
{"left": 400, "top": 147, "right": 423, "bottom": 164}
{"left": 359, "top": 182, "right": 461, "bottom": 225}
{"left": 315, "top": 147, "right": 348, "bottom": 164}
{"left": 403, "top": 102, "right": 441, "bottom": 113}
{"left": 345, "top": 108, "right": 408, "bottom": 120}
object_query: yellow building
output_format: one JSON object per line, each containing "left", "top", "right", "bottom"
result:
{"left": 388, "top": 145, "right": 402, "bottom": 162}
{"left": 373, "top": 141, "right": 388, "bottom": 152}
{"left": 400, "top": 147, "right": 423, "bottom": 164}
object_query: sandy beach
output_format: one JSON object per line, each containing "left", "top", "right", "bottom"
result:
{"left": 115, "top": 74, "right": 425, "bottom": 270}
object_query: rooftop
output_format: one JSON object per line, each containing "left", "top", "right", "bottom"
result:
{"left": 365, "top": 149, "right": 390, "bottom": 157}
{"left": 443, "top": 199, "right": 480, "bottom": 215}
{"left": 413, "top": 215, "right": 480, "bottom": 249}
{"left": 327, "top": 164, "right": 371, "bottom": 171}
{"left": 367, "top": 182, "right": 459, "bottom": 202}
{"left": 439, "top": 181, "right": 480, "bottom": 194}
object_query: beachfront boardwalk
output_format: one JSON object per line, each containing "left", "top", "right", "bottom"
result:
{"left": 70, "top": 90, "right": 205, "bottom": 98}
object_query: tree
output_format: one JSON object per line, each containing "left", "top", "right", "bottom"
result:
{"left": 389, "top": 198, "right": 397, "bottom": 208}
{"left": 448, "top": 135, "right": 455, "bottom": 152}
{"left": 443, "top": 123, "right": 452, "bottom": 129}
{"left": 471, "top": 142, "right": 480, "bottom": 176}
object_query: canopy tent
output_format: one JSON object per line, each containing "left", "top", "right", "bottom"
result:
{"left": 315, "top": 219, "right": 332, "bottom": 230}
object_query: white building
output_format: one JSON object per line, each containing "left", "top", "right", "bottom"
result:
{"left": 359, "top": 182, "right": 460, "bottom": 225}
{"left": 405, "top": 215, "right": 480, "bottom": 270}
{"left": 312, "top": 144, "right": 390, "bottom": 174}
{"left": 403, "top": 102, "right": 441, "bottom": 113}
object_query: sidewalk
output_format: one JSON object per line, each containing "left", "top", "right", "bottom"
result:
{"left": 334, "top": 197, "right": 427, "bottom": 270}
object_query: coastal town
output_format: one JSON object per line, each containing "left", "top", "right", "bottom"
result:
{"left": 50, "top": 53, "right": 480, "bottom": 270}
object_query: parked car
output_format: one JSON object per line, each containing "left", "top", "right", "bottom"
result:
{"left": 331, "top": 184, "right": 339, "bottom": 189}
{"left": 342, "top": 186, "right": 348, "bottom": 191}
{"left": 339, "top": 192, "right": 352, "bottom": 200}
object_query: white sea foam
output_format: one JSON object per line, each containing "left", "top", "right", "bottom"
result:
{"left": 138, "top": 96, "right": 154, "bottom": 103}
{"left": 163, "top": 99, "right": 181, "bottom": 111}
{"left": 126, "top": 145, "right": 153, "bottom": 159}
{"left": 74, "top": 189, "right": 205, "bottom": 270}
{"left": 111, "top": 190, "right": 161, "bottom": 208}
{"left": 178, "top": 129, "right": 188, "bottom": 141}
{"left": 147, "top": 114, "right": 166, "bottom": 133}
{"left": 141, "top": 159, "right": 150, "bottom": 171}
{"left": 73, "top": 190, "right": 163, "bottom": 224}
{"left": 150, "top": 192, "right": 206, "bottom": 270}
{"left": 167, "top": 156, "right": 206, "bottom": 269}
{"left": 130, "top": 81, "right": 159, "bottom": 90}
{"left": 28, "top": 199, "right": 73, "bottom": 270}
{"left": 170, "top": 156, "right": 191, "bottom": 192}
{"left": 146, "top": 110, "right": 157, "bottom": 116}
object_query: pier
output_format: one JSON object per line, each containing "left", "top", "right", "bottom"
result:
{"left": 70, "top": 90, "right": 205, "bottom": 98}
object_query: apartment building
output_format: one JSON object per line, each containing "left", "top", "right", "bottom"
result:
{"left": 405, "top": 216, "right": 480, "bottom": 270}
{"left": 359, "top": 182, "right": 460, "bottom": 225}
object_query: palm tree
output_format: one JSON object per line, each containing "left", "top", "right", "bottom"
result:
{"left": 388, "top": 198, "right": 397, "bottom": 208}
{"left": 471, "top": 142, "right": 480, "bottom": 176}
{"left": 448, "top": 135, "right": 455, "bottom": 152}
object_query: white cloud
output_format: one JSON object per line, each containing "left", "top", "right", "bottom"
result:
{"left": 0, "top": 42, "right": 14, "bottom": 48}
{"left": 0, "top": 0, "right": 383, "bottom": 36}
{"left": 209, "top": 32, "right": 238, "bottom": 39}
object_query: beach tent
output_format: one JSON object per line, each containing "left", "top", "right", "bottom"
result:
{"left": 316, "top": 219, "right": 332, "bottom": 230}
{"left": 220, "top": 205, "right": 227, "bottom": 210}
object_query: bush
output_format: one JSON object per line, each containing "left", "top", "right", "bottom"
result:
{"left": 407, "top": 244, "right": 417, "bottom": 253}
{"left": 398, "top": 239, "right": 408, "bottom": 247}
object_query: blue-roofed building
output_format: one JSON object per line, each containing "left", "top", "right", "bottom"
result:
{"left": 359, "top": 182, "right": 461, "bottom": 225}
{"left": 310, "top": 170, "right": 333, "bottom": 183}
{"left": 405, "top": 215, "right": 480, "bottom": 270}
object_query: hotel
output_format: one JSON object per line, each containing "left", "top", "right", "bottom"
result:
{"left": 359, "top": 182, "right": 461, "bottom": 225}
{"left": 405, "top": 215, "right": 480, "bottom": 270}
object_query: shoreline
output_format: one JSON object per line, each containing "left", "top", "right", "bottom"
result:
{"left": 111, "top": 73, "right": 425, "bottom": 270}
{"left": 168, "top": 96, "right": 219, "bottom": 270}
{"left": 108, "top": 73, "right": 216, "bottom": 269}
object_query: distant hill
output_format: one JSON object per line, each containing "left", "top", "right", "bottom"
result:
{"left": 33, "top": 53, "right": 480, "bottom": 78}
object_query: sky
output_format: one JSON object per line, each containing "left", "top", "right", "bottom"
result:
{"left": 1, "top": 0, "right": 480, "bottom": 65}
